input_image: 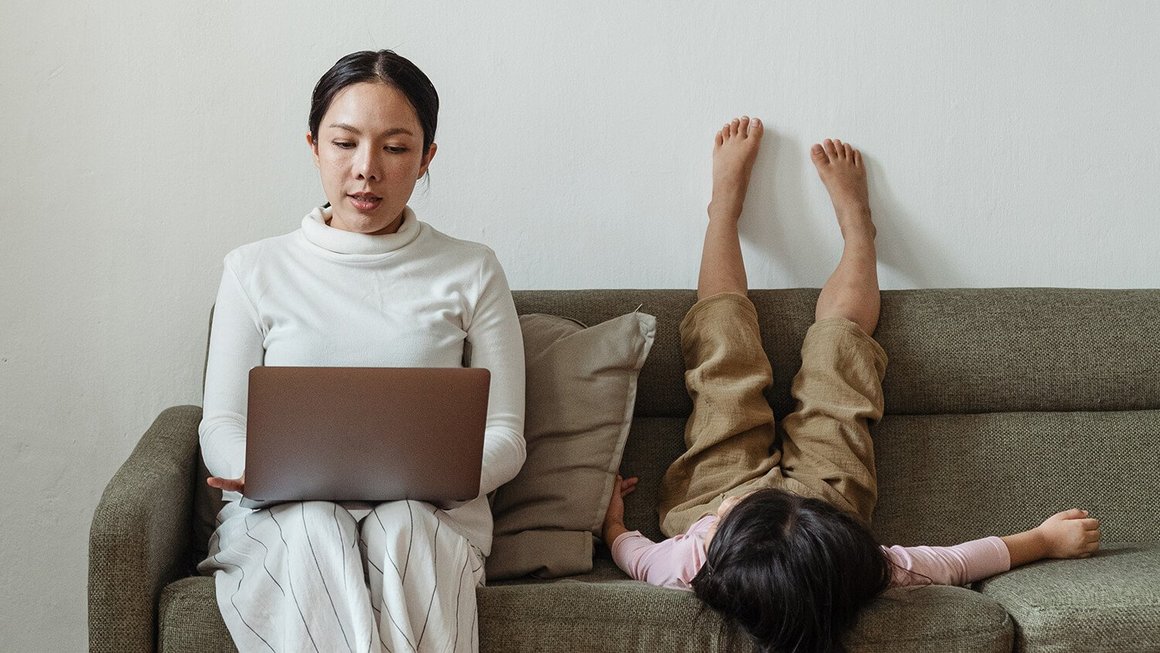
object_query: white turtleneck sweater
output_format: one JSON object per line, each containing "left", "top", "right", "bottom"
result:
{"left": 199, "top": 206, "right": 526, "bottom": 553}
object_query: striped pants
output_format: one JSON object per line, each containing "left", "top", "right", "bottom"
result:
{"left": 199, "top": 499, "right": 484, "bottom": 653}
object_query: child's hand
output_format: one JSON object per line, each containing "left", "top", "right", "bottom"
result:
{"left": 1002, "top": 508, "right": 1101, "bottom": 567}
{"left": 604, "top": 475, "right": 638, "bottom": 525}
{"left": 601, "top": 475, "right": 638, "bottom": 546}
{"left": 1036, "top": 508, "right": 1101, "bottom": 559}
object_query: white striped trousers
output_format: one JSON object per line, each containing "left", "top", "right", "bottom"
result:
{"left": 199, "top": 500, "right": 484, "bottom": 653}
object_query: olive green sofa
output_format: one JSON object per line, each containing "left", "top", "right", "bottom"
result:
{"left": 90, "top": 289, "right": 1160, "bottom": 652}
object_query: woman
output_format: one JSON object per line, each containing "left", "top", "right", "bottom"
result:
{"left": 198, "top": 50, "right": 525, "bottom": 653}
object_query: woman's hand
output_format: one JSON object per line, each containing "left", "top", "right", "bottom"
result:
{"left": 601, "top": 475, "right": 638, "bottom": 547}
{"left": 207, "top": 474, "right": 245, "bottom": 495}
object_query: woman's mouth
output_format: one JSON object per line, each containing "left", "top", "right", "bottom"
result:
{"left": 348, "top": 193, "right": 383, "bottom": 211}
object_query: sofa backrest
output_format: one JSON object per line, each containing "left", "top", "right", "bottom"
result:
{"left": 511, "top": 288, "right": 1160, "bottom": 547}
{"left": 193, "top": 288, "right": 1160, "bottom": 564}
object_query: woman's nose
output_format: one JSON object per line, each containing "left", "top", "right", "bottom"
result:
{"left": 353, "top": 147, "right": 380, "bottom": 181}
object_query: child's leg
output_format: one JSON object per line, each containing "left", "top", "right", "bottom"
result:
{"left": 778, "top": 140, "right": 887, "bottom": 524}
{"left": 659, "top": 118, "right": 784, "bottom": 537}
{"left": 697, "top": 117, "right": 761, "bottom": 300}
{"left": 813, "top": 139, "right": 879, "bottom": 334}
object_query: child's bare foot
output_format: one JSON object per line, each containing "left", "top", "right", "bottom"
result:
{"left": 709, "top": 116, "right": 764, "bottom": 222}
{"left": 811, "top": 138, "right": 874, "bottom": 240}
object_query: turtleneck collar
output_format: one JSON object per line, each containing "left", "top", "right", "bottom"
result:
{"left": 300, "top": 206, "right": 422, "bottom": 256}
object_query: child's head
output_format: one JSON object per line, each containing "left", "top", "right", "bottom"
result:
{"left": 690, "top": 489, "right": 891, "bottom": 653}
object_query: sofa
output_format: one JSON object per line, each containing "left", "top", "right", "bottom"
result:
{"left": 90, "top": 288, "right": 1160, "bottom": 652}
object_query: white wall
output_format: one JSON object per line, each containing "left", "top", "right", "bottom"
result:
{"left": 2, "top": 1, "right": 1158, "bottom": 648}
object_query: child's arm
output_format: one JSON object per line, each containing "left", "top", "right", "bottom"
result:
{"left": 887, "top": 509, "right": 1101, "bottom": 587}
{"left": 601, "top": 474, "right": 638, "bottom": 547}
{"left": 601, "top": 475, "right": 712, "bottom": 589}
{"left": 1000, "top": 508, "right": 1101, "bottom": 567}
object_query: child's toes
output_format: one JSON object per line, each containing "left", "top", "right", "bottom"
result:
{"left": 823, "top": 138, "right": 838, "bottom": 158}
{"left": 811, "top": 143, "right": 829, "bottom": 165}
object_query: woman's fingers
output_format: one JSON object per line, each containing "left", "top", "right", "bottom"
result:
{"left": 207, "top": 475, "right": 245, "bottom": 493}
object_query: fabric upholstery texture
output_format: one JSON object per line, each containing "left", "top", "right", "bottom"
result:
{"left": 487, "top": 311, "right": 656, "bottom": 580}
{"left": 89, "top": 405, "right": 202, "bottom": 653}
{"left": 976, "top": 543, "right": 1160, "bottom": 652}
{"left": 91, "top": 289, "right": 1160, "bottom": 653}
{"left": 871, "top": 411, "right": 1160, "bottom": 546}
{"left": 157, "top": 568, "right": 1014, "bottom": 653}
{"left": 509, "top": 288, "right": 1160, "bottom": 418}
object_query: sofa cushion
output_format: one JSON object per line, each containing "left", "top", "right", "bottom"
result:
{"left": 976, "top": 543, "right": 1160, "bottom": 652}
{"left": 157, "top": 577, "right": 233, "bottom": 653}
{"left": 873, "top": 288, "right": 1160, "bottom": 415}
{"left": 852, "top": 585, "right": 1013, "bottom": 652}
{"left": 160, "top": 560, "right": 1013, "bottom": 653}
{"left": 487, "top": 311, "right": 656, "bottom": 580}
{"left": 871, "top": 411, "right": 1160, "bottom": 546}
{"left": 510, "top": 288, "right": 1160, "bottom": 420}
{"left": 480, "top": 575, "right": 1012, "bottom": 652}
{"left": 512, "top": 290, "right": 699, "bottom": 419}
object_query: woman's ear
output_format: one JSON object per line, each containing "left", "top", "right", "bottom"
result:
{"left": 418, "top": 142, "right": 438, "bottom": 179}
{"left": 306, "top": 132, "right": 321, "bottom": 169}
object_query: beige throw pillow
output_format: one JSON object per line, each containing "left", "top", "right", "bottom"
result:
{"left": 486, "top": 311, "right": 656, "bottom": 580}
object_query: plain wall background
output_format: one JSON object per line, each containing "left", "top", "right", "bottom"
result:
{"left": 2, "top": 1, "right": 1158, "bottom": 648}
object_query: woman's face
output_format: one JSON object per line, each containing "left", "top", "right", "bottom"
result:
{"left": 307, "top": 82, "right": 436, "bottom": 235}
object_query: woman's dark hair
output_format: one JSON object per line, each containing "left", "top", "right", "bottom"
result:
{"left": 309, "top": 50, "right": 439, "bottom": 153}
{"left": 690, "top": 489, "right": 892, "bottom": 653}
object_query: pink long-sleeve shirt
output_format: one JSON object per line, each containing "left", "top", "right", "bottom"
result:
{"left": 612, "top": 515, "right": 1011, "bottom": 590}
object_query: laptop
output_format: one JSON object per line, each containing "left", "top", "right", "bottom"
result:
{"left": 240, "top": 366, "right": 490, "bottom": 509}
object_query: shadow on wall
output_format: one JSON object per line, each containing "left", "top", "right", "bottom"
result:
{"left": 864, "top": 156, "right": 962, "bottom": 289}
{"left": 737, "top": 130, "right": 829, "bottom": 286}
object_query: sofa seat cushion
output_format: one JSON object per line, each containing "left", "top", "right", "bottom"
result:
{"left": 161, "top": 565, "right": 1012, "bottom": 653}
{"left": 853, "top": 585, "right": 1013, "bottom": 652}
{"left": 481, "top": 579, "right": 1011, "bottom": 652}
{"left": 976, "top": 543, "right": 1160, "bottom": 652}
{"left": 488, "top": 558, "right": 1012, "bottom": 652}
{"left": 157, "top": 577, "right": 232, "bottom": 653}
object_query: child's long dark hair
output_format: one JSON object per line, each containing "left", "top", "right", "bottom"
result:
{"left": 690, "top": 489, "right": 892, "bottom": 653}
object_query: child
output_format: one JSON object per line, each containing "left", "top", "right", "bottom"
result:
{"left": 601, "top": 117, "right": 1101, "bottom": 653}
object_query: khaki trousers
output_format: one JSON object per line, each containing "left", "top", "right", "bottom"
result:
{"left": 658, "top": 292, "right": 888, "bottom": 537}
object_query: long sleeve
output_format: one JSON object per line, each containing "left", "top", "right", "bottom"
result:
{"left": 610, "top": 515, "right": 714, "bottom": 590}
{"left": 195, "top": 208, "right": 525, "bottom": 553}
{"left": 885, "top": 536, "right": 1011, "bottom": 587}
{"left": 198, "top": 255, "right": 265, "bottom": 489}
{"left": 466, "top": 250, "right": 526, "bottom": 496}
{"left": 612, "top": 524, "right": 1011, "bottom": 591}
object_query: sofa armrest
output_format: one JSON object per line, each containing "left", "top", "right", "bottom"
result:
{"left": 89, "top": 405, "right": 202, "bottom": 653}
